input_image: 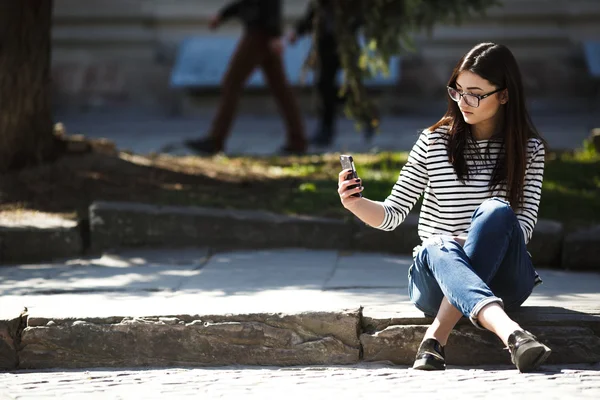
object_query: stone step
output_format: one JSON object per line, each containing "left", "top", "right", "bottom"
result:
{"left": 0, "top": 200, "right": 593, "bottom": 269}
{"left": 52, "top": 0, "right": 600, "bottom": 48}
{"left": 4, "top": 307, "right": 600, "bottom": 369}
{"left": 0, "top": 212, "right": 82, "bottom": 265}
{"left": 53, "top": 0, "right": 600, "bottom": 21}
{"left": 362, "top": 307, "right": 600, "bottom": 366}
{"left": 87, "top": 201, "right": 572, "bottom": 268}
{"left": 88, "top": 200, "right": 357, "bottom": 254}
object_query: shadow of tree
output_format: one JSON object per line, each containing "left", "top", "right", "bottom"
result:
{"left": 0, "top": 152, "right": 317, "bottom": 219}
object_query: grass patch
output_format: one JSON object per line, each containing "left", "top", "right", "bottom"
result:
{"left": 0, "top": 147, "right": 598, "bottom": 231}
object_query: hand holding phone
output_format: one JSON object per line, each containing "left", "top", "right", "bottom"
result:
{"left": 339, "top": 154, "right": 363, "bottom": 200}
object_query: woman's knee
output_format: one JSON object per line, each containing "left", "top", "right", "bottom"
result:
{"left": 473, "top": 197, "right": 516, "bottom": 226}
{"left": 409, "top": 255, "right": 444, "bottom": 316}
{"left": 409, "top": 282, "right": 442, "bottom": 317}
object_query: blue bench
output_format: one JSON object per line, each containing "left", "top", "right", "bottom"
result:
{"left": 583, "top": 41, "right": 600, "bottom": 112}
{"left": 170, "top": 35, "right": 401, "bottom": 90}
{"left": 584, "top": 41, "right": 600, "bottom": 79}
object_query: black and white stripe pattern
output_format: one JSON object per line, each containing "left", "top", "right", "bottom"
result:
{"left": 375, "top": 127, "right": 545, "bottom": 244}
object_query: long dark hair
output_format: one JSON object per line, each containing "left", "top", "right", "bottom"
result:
{"left": 429, "top": 42, "right": 544, "bottom": 210}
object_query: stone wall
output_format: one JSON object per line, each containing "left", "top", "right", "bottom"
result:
{"left": 51, "top": 0, "right": 600, "bottom": 114}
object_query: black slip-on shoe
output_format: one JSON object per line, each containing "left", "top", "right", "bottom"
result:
{"left": 413, "top": 338, "right": 446, "bottom": 371}
{"left": 184, "top": 137, "right": 223, "bottom": 155}
{"left": 278, "top": 145, "right": 307, "bottom": 156}
{"left": 507, "top": 330, "right": 552, "bottom": 373}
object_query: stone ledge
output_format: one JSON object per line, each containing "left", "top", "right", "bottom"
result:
{"left": 0, "top": 200, "right": 596, "bottom": 269}
{"left": 562, "top": 225, "right": 600, "bottom": 271}
{"left": 360, "top": 324, "right": 600, "bottom": 365}
{"left": 0, "top": 212, "right": 83, "bottom": 265}
{"left": 18, "top": 311, "right": 361, "bottom": 369}
{"left": 89, "top": 201, "right": 355, "bottom": 253}
{"left": 0, "top": 315, "right": 21, "bottom": 370}
{"left": 86, "top": 201, "right": 573, "bottom": 267}
{"left": 527, "top": 219, "right": 564, "bottom": 266}
{"left": 360, "top": 306, "right": 600, "bottom": 365}
{"left": 353, "top": 215, "right": 420, "bottom": 255}
{"left": 12, "top": 307, "right": 600, "bottom": 369}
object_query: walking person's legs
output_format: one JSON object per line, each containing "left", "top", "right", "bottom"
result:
{"left": 259, "top": 34, "right": 307, "bottom": 153}
{"left": 186, "top": 32, "right": 263, "bottom": 154}
{"left": 313, "top": 35, "right": 340, "bottom": 146}
{"left": 409, "top": 198, "right": 550, "bottom": 372}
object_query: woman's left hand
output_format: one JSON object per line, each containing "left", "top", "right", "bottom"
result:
{"left": 453, "top": 236, "right": 467, "bottom": 247}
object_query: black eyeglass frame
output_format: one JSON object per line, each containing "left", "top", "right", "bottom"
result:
{"left": 447, "top": 86, "right": 506, "bottom": 108}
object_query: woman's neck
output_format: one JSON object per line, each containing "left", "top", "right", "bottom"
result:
{"left": 471, "top": 120, "right": 497, "bottom": 141}
{"left": 471, "top": 111, "right": 504, "bottom": 141}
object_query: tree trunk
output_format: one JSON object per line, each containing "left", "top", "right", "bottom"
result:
{"left": 0, "top": 0, "right": 57, "bottom": 173}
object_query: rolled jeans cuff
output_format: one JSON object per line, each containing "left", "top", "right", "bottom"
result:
{"left": 469, "top": 297, "right": 504, "bottom": 329}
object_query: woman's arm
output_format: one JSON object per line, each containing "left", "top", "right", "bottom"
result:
{"left": 338, "top": 131, "right": 430, "bottom": 230}
{"left": 515, "top": 140, "right": 545, "bottom": 244}
{"left": 337, "top": 187, "right": 387, "bottom": 228}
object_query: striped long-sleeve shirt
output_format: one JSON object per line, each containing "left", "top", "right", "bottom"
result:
{"left": 375, "top": 126, "right": 545, "bottom": 244}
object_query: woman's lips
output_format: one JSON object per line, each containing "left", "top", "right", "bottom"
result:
{"left": 461, "top": 110, "right": 473, "bottom": 115}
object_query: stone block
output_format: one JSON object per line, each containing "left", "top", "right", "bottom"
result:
{"left": 562, "top": 225, "right": 600, "bottom": 270}
{"left": 0, "top": 213, "right": 83, "bottom": 265}
{"left": 352, "top": 215, "right": 420, "bottom": 255}
{"left": 19, "top": 311, "right": 361, "bottom": 368}
{"left": 0, "top": 314, "right": 23, "bottom": 370}
{"left": 0, "top": 306, "right": 27, "bottom": 371}
{"left": 89, "top": 201, "right": 355, "bottom": 253}
{"left": 528, "top": 219, "right": 564, "bottom": 267}
{"left": 361, "top": 324, "right": 600, "bottom": 365}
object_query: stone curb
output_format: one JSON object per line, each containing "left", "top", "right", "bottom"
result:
{"left": 0, "top": 200, "right": 597, "bottom": 271}
{"left": 86, "top": 201, "right": 586, "bottom": 270}
{"left": 88, "top": 201, "right": 355, "bottom": 253}
{"left": 0, "top": 217, "right": 83, "bottom": 265}
{"left": 562, "top": 225, "right": 600, "bottom": 270}
{"left": 2, "top": 307, "right": 600, "bottom": 370}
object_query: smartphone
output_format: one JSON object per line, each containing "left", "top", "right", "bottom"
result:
{"left": 339, "top": 154, "right": 362, "bottom": 198}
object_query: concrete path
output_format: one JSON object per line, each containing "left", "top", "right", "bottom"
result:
{"left": 1, "top": 248, "right": 599, "bottom": 321}
{"left": 55, "top": 108, "right": 600, "bottom": 156}
{"left": 1, "top": 363, "right": 599, "bottom": 399}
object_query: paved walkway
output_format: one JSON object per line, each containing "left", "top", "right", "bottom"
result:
{"left": 1, "top": 248, "right": 599, "bottom": 322}
{"left": 55, "top": 108, "right": 600, "bottom": 156}
{"left": 1, "top": 363, "right": 599, "bottom": 399}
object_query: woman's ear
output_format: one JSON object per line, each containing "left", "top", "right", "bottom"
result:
{"left": 500, "top": 89, "right": 509, "bottom": 104}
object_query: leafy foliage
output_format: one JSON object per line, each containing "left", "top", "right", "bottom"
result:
{"left": 314, "top": 0, "right": 502, "bottom": 125}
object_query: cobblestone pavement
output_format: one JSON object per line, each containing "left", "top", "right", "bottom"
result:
{"left": 1, "top": 363, "right": 599, "bottom": 399}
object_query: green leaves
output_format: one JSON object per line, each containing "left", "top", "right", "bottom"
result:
{"left": 320, "top": 0, "right": 502, "bottom": 125}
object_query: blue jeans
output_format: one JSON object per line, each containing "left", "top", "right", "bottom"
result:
{"left": 408, "top": 198, "right": 539, "bottom": 328}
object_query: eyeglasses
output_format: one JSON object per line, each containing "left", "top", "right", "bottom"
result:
{"left": 447, "top": 86, "right": 505, "bottom": 108}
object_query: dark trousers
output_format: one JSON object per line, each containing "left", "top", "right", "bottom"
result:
{"left": 316, "top": 34, "right": 341, "bottom": 139}
{"left": 209, "top": 31, "right": 306, "bottom": 150}
{"left": 316, "top": 34, "right": 373, "bottom": 140}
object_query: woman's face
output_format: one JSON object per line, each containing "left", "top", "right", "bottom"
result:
{"left": 454, "top": 70, "right": 507, "bottom": 126}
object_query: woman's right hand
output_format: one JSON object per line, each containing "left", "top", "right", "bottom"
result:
{"left": 338, "top": 169, "right": 364, "bottom": 209}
